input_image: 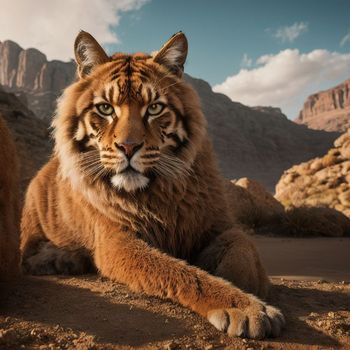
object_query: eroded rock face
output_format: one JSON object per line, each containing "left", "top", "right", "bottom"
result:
{"left": 0, "top": 40, "right": 75, "bottom": 120}
{"left": 16, "top": 48, "right": 46, "bottom": 90}
{"left": 34, "top": 60, "right": 76, "bottom": 92}
{"left": 275, "top": 130, "right": 350, "bottom": 218}
{"left": 295, "top": 78, "right": 350, "bottom": 132}
{"left": 0, "top": 40, "right": 22, "bottom": 88}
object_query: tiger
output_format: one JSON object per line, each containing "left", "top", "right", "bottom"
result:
{"left": 20, "top": 31, "right": 285, "bottom": 339}
{"left": 0, "top": 114, "right": 20, "bottom": 280}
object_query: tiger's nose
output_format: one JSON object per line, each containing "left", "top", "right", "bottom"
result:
{"left": 115, "top": 141, "right": 144, "bottom": 158}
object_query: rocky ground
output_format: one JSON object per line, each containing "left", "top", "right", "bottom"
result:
{"left": 1, "top": 274, "right": 349, "bottom": 350}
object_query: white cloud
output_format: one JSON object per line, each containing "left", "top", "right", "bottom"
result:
{"left": 340, "top": 29, "right": 350, "bottom": 47}
{"left": 241, "top": 53, "right": 252, "bottom": 67}
{"left": 0, "top": 0, "right": 148, "bottom": 61}
{"left": 213, "top": 49, "right": 350, "bottom": 117}
{"left": 273, "top": 22, "right": 308, "bottom": 43}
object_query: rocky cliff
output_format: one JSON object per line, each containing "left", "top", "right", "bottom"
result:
{"left": 0, "top": 40, "right": 75, "bottom": 120}
{"left": 295, "top": 78, "right": 350, "bottom": 132}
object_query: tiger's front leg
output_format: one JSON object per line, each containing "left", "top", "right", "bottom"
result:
{"left": 94, "top": 228, "right": 285, "bottom": 339}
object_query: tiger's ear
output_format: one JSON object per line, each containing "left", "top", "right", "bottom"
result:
{"left": 153, "top": 32, "right": 188, "bottom": 76}
{"left": 74, "top": 31, "right": 109, "bottom": 78}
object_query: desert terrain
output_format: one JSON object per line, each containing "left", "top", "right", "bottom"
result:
{"left": 1, "top": 237, "right": 350, "bottom": 350}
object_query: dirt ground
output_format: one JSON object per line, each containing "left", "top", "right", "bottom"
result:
{"left": 1, "top": 237, "right": 350, "bottom": 350}
{"left": 0, "top": 275, "right": 349, "bottom": 350}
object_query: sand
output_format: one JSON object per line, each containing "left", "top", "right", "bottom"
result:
{"left": 1, "top": 237, "right": 350, "bottom": 350}
{"left": 254, "top": 237, "right": 350, "bottom": 282}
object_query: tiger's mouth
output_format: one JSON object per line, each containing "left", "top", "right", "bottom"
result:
{"left": 120, "top": 165, "right": 140, "bottom": 175}
{"left": 110, "top": 160, "right": 150, "bottom": 192}
{"left": 110, "top": 168, "right": 150, "bottom": 192}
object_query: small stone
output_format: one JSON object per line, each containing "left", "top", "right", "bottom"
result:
{"left": 337, "top": 328, "right": 344, "bottom": 335}
{"left": 328, "top": 312, "right": 335, "bottom": 318}
{"left": 164, "top": 341, "right": 177, "bottom": 350}
{"left": 204, "top": 345, "right": 213, "bottom": 350}
{"left": 242, "top": 339, "right": 248, "bottom": 343}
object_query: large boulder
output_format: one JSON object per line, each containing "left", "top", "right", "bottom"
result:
{"left": 276, "top": 129, "right": 350, "bottom": 219}
{"left": 226, "top": 177, "right": 350, "bottom": 237}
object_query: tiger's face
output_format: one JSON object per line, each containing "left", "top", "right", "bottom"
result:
{"left": 54, "top": 31, "right": 205, "bottom": 193}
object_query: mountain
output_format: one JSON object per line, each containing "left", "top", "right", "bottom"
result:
{"left": 0, "top": 39, "right": 341, "bottom": 191}
{"left": 275, "top": 129, "right": 350, "bottom": 219}
{"left": 295, "top": 78, "right": 350, "bottom": 132}
{"left": 0, "top": 40, "right": 75, "bottom": 121}
{"left": 186, "top": 75, "right": 339, "bottom": 190}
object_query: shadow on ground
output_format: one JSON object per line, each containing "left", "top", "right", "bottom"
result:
{"left": 1, "top": 276, "right": 349, "bottom": 349}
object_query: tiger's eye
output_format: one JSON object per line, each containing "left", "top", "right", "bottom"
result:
{"left": 147, "top": 103, "right": 164, "bottom": 116}
{"left": 96, "top": 103, "right": 114, "bottom": 116}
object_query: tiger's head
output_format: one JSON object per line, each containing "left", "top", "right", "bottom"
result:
{"left": 53, "top": 31, "right": 206, "bottom": 193}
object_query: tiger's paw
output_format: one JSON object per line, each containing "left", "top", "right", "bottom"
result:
{"left": 207, "top": 303, "right": 285, "bottom": 339}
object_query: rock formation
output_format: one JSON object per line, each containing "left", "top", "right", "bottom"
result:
{"left": 226, "top": 178, "right": 350, "bottom": 237}
{"left": 276, "top": 130, "right": 350, "bottom": 218}
{"left": 0, "top": 40, "right": 75, "bottom": 121}
{"left": 295, "top": 78, "right": 350, "bottom": 132}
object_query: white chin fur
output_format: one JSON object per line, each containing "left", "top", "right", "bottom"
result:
{"left": 110, "top": 172, "right": 149, "bottom": 192}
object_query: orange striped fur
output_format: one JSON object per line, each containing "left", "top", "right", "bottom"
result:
{"left": 20, "top": 31, "right": 285, "bottom": 339}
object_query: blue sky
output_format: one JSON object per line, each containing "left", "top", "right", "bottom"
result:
{"left": 1, "top": 0, "right": 350, "bottom": 118}
{"left": 110, "top": 0, "right": 350, "bottom": 84}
